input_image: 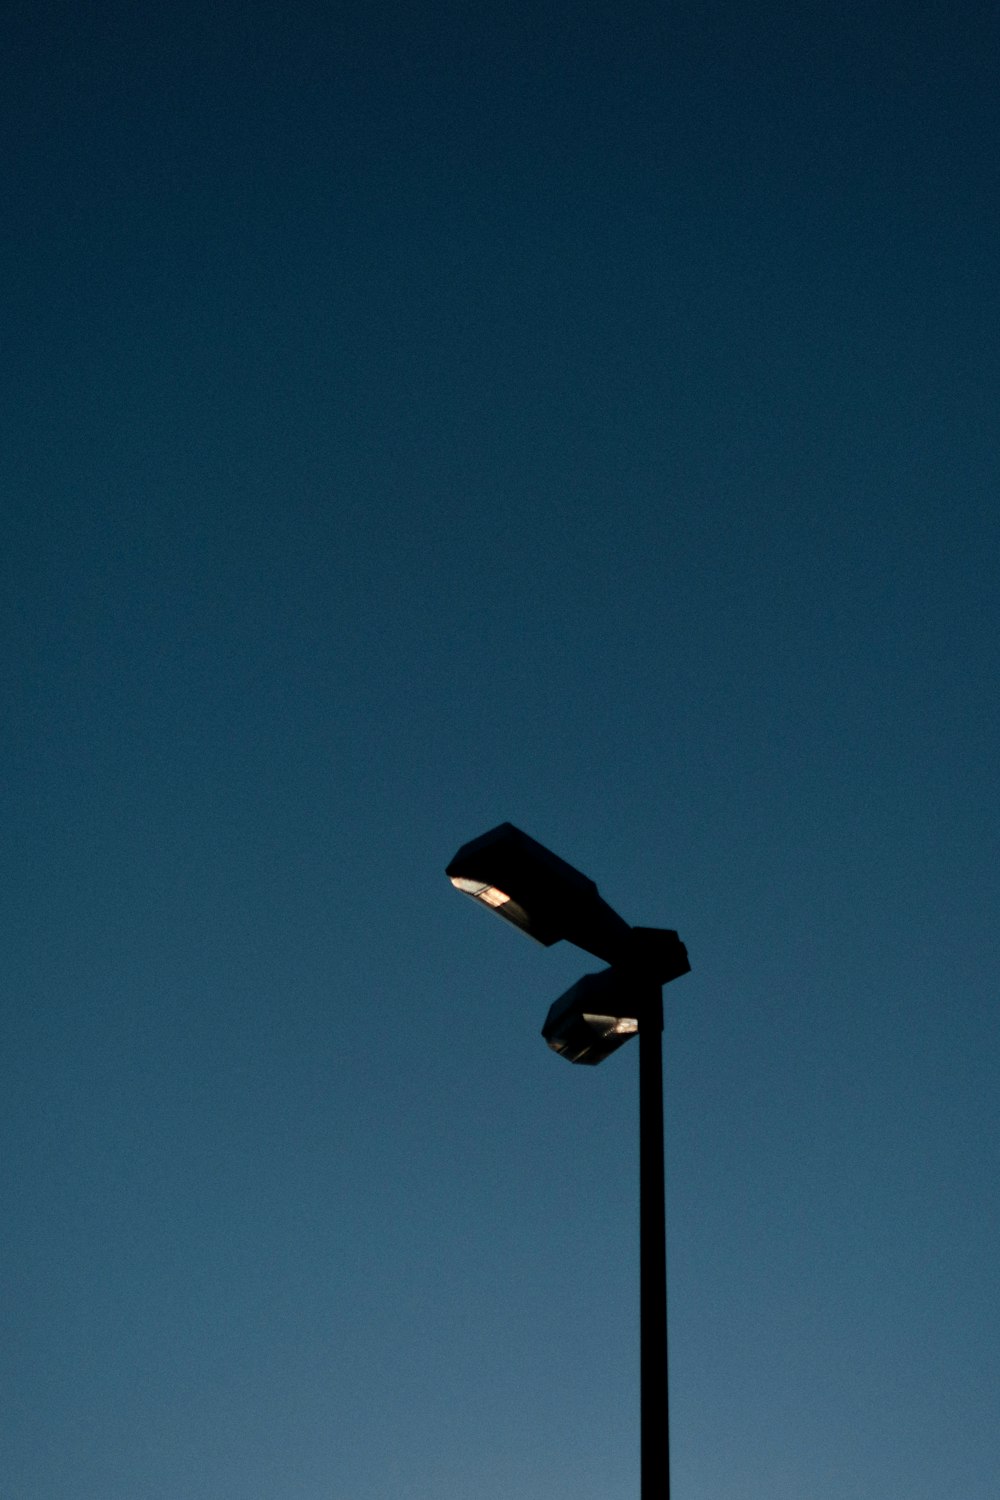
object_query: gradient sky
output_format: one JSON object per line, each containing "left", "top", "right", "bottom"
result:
{"left": 3, "top": 2, "right": 998, "bottom": 1497}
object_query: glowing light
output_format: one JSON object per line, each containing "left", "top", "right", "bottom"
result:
{"left": 449, "top": 877, "right": 512, "bottom": 908}
{"left": 582, "top": 1013, "right": 639, "bottom": 1039}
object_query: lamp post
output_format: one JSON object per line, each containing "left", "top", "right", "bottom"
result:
{"left": 446, "top": 823, "right": 690, "bottom": 1500}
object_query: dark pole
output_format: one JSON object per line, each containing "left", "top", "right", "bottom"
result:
{"left": 639, "top": 983, "right": 669, "bottom": 1499}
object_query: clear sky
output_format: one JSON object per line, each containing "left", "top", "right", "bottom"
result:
{"left": 3, "top": 2, "right": 998, "bottom": 1496}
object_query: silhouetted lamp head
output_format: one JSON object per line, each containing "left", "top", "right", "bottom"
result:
{"left": 446, "top": 822, "right": 632, "bottom": 965}
{"left": 541, "top": 930, "right": 690, "bottom": 1065}
{"left": 541, "top": 969, "right": 645, "bottom": 1065}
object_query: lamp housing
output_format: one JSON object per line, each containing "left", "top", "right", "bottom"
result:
{"left": 542, "top": 931, "right": 690, "bottom": 1065}
{"left": 446, "top": 822, "right": 632, "bottom": 965}
{"left": 542, "top": 968, "right": 657, "bottom": 1065}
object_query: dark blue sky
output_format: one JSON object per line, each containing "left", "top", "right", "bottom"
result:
{"left": 3, "top": 2, "right": 998, "bottom": 1496}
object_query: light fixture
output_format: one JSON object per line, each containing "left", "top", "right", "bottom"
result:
{"left": 446, "top": 821, "right": 632, "bottom": 963}
{"left": 542, "top": 969, "right": 646, "bottom": 1064}
{"left": 446, "top": 823, "right": 691, "bottom": 1500}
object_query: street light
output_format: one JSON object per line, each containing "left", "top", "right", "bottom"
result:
{"left": 446, "top": 823, "right": 690, "bottom": 1500}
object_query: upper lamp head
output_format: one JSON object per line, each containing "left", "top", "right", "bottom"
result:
{"left": 445, "top": 822, "right": 632, "bottom": 965}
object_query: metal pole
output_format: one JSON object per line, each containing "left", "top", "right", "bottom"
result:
{"left": 639, "top": 985, "right": 669, "bottom": 1499}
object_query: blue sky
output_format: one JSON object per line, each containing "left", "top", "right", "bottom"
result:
{"left": 3, "top": 2, "right": 998, "bottom": 1496}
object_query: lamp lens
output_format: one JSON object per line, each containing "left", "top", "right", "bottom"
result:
{"left": 449, "top": 877, "right": 512, "bottom": 909}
